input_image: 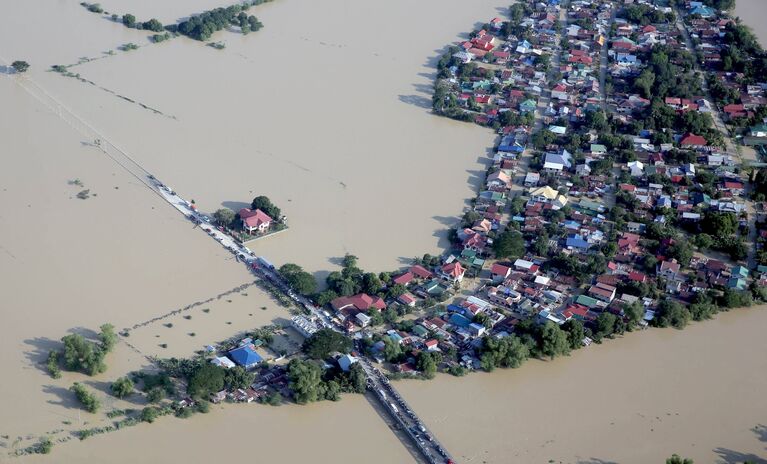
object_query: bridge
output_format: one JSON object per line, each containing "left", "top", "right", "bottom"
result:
{"left": 4, "top": 65, "right": 456, "bottom": 464}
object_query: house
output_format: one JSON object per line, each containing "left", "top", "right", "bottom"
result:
{"left": 337, "top": 354, "right": 358, "bottom": 372}
{"left": 392, "top": 271, "right": 414, "bottom": 286}
{"left": 238, "top": 208, "right": 273, "bottom": 233}
{"left": 228, "top": 344, "right": 263, "bottom": 369}
{"left": 424, "top": 339, "right": 439, "bottom": 351}
{"left": 524, "top": 172, "right": 541, "bottom": 187}
{"left": 211, "top": 356, "right": 236, "bottom": 369}
{"left": 355, "top": 312, "right": 372, "bottom": 327}
{"left": 588, "top": 282, "right": 616, "bottom": 303}
{"left": 490, "top": 263, "right": 512, "bottom": 282}
{"left": 680, "top": 133, "right": 708, "bottom": 148}
{"left": 566, "top": 235, "right": 590, "bottom": 251}
{"left": 657, "top": 260, "right": 681, "bottom": 280}
{"left": 397, "top": 292, "right": 417, "bottom": 307}
{"left": 331, "top": 293, "right": 386, "bottom": 312}
{"left": 627, "top": 160, "right": 644, "bottom": 177}
{"left": 750, "top": 124, "right": 767, "bottom": 138}
{"left": 514, "top": 258, "right": 538, "bottom": 273}
{"left": 439, "top": 261, "right": 466, "bottom": 283}
{"left": 543, "top": 151, "right": 573, "bottom": 172}
{"left": 409, "top": 264, "right": 433, "bottom": 280}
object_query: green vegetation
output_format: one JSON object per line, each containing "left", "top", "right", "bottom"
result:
{"left": 151, "top": 33, "right": 172, "bottom": 43}
{"left": 141, "top": 406, "right": 160, "bottom": 423}
{"left": 286, "top": 358, "right": 366, "bottom": 404}
{"left": 250, "top": 195, "right": 281, "bottom": 219}
{"left": 302, "top": 329, "right": 352, "bottom": 359}
{"left": 213, "top": 207, "right": 236, "bottom": 227}
{"left": 279, "top": 263, "right": 318, "bottom": 295}
{"left": 70, "top": 383, "right": 100, "bottom": 413}
{"left": 187, "top": 363, "right": 225, "bottom": 399}
{"left": 46, "top": 351, "right": 61, "bottom": 379}
{"left": 666, "top": 455, "right": 694, "bottom": 464}
{"left": 119, "top": 43, "right": 139, "bottom": 51}
{"left": 479, "top": 336, "right": 529, "bottom": 372}
{"left": 111, "top": 377, "right": 134, "bottom": 399}
{"left": 177, "top": 1, "right": 270, "bottom": 41}
{"left": 81, "top": 2, "right": 104, "bottom": 14}
{"left": 122, "top": 14, "right": 136, "bottom": 27}
{"left": 11, "top": 60, "right": 30, "bottom": 73}
{"left": 62, "top": 334, "right": 105, "bottom": 376}
{"left": 493, "top": 229, "right": 525, "bottom": 259}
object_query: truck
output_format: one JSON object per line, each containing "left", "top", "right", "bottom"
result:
{"left": 389, "top": 403, "right": 399, "bottom": 414}
{"left": 378, "top": 389, "right": 387, "bottom": 400}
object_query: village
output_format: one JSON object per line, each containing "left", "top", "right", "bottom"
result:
{"left": 178, "top": 0, "right": 767, "bottom": 400}
{"left": 26, "top": 1, "right": 767, "bottom": 461}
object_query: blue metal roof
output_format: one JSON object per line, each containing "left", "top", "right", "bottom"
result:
{"left": 228, "top": 345, "right": 263, "bottom": 367}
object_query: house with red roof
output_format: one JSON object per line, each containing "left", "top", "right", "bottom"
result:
{"left": 330, "top": 293, "right": 386, "bottom": 313}
{"left": 409, "top": 265, "right": 433, "bottom": 280}
{"left": 397, "top": 292, "right": 417, "bottom": 307}
{"left": 439, "top": 261, "right": 466, "bottom": 284}
{"left": 392, "top": 271, "right": 414, "bottom": 287}
{"left": 680, "top": 133, "right": 707, "bottom": 148}
{"left": 491, "top": 263, "right": 512, "bottom": 283}
{"left": 238, "top": 208, "right": 273, "bottom": 233}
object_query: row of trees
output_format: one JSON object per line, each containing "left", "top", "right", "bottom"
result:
{"left": 176, "top": 2, "right": 269, "bottom": 41}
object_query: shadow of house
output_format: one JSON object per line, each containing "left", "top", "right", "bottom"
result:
{"left": 576, "top": 459, "right": 619, "bottom": 464}
{"left": 432, "top": 215, "right": 458, "bottom": 227}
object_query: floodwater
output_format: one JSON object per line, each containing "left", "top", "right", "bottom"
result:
{"left": 3, "top": 0, "right": 767, "bottom": 462}
{"left": 398, "top": 308, "right": 767, "bottom": 464}
{"left": 22, "top": 0, "right": 504, "bottom": 277}
{"left": 734, "top": 0, "right": 767, "bottom": 46}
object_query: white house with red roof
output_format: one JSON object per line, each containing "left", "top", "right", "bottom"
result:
{"left": 439, "top": 261, "right": 466, "bottom": 284}
{"left": 239, "top": 208, "right": 273, "bottom": 233}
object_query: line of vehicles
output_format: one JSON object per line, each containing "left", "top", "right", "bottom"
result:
{"left": 364, "top": 360, "right": 454, "bottom": 464}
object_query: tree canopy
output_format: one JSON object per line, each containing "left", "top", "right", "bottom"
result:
{"left": 187, "top": 363, "right": 225, "bottom": 398}
{"left": 302, "top": 329, "right": 352, "bottom": 360}
{"left": 250, "top": 195, "right": 281, "bottom": 219}
{"left": 278, "top": 263, "right": 317, "bottom": 295}
{"left": 493, "top": 229, "right": 525, "bottom": 259}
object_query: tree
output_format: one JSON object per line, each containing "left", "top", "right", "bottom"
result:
{"left": 70, "top": 383, "right": 100, "bottom": 413}
{"left": 187, "top": 364, "right": 225, "bottom": 398}
{"left": 302, "top": 329, "right": 352, "bottom": 359}
{"left": 324, "top": 380, "right": 342, "bottom": 401}
{"left": 287, "top": 359, "right": 322, "bottom": 404}
{"left": 493, "top": 229, "right": 525, "bottom": 259}
{"left": 213, "top": 208, "right": 236, "bottom": 227}
{"left": 147, "top": 387, "right": 165, "bottom": 403}
{"left": 111, "top": 377, "right": 134, "bottom": 399}
{"left": 141, "top": 406, "right": 159, "bottom": 423}
{"left": 265, "top": 391, "right": 282, "bottom": 406}
{"left": 61, "top": 333, "right": 106, "bottom": 376}
{"left": 250, "top": 195, "right": 281, "bottom": 220}
{"left": 122, "top": 13, "right": 136, "bottom": 27}
{"left": 654, "top": 300, "right": 691, "bottom": 329}
{"left": 362, "top": 272, "right": 382, "bottom": 295}
{"left": 382, "top": 337, "right": 402, "bottom": 362}
{"left": 539, "top": 322, "right": 570, "bottom": 359}
{"left": 561, "top": 319, "right": 585, "bottom": 350}
{"left": 416, "top": 352, "right": 440, "bottom": 379}
{"left": 11, "top": 61, "right": 30, "bottom": 73}
{"left": 315, "top": 289, "right": 338, "bottom": 307}
{"left": 624, "top": 301, "right": 644, "bottom": 329}
{"left": 704, "top": 212, "right": 737, "bottom": 238}
{"left": 594, "top": 312, "right": 617, "bottom": 340}
{"left": 223, "top": 366, "right": 255, "bottom": 390}
{"left": 142, "top": 18, "right": 164, "bottom": 32}
{"left": 666, "top": 455, "right": 693, "bottom": 464}
{"left": 99, "top": 323, "right": 117, "bottom": 353}
{"left": 278, "top": 263, "right": 317, "bottom": 295}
